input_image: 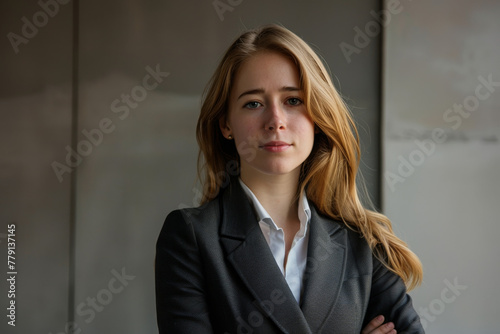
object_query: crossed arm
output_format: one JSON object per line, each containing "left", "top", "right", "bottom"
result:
{"left": 363, "top": 315, "right": 397, "bottom": 334}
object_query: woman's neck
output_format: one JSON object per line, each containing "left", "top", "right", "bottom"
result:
{"left": 240, "top": 171, "right": 300, "bottom": 229}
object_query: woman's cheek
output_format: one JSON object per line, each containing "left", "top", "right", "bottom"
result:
{"left": 236, "top": 140, "right": 257, "bottom": 162}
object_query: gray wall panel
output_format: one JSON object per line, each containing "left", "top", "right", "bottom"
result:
{"left": 0, "top": 0, "right": 74, "bottom": 333}
{"left": 383, "top": 0, "right": 500, "bottom": 332}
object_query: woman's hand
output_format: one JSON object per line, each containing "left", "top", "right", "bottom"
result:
{"left": 361, "top": 315, "right": 396, "bottom": 334}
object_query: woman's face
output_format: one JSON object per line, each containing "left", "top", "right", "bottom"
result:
{"left": 221, "top": 51, "right": 315, "bottom": 182}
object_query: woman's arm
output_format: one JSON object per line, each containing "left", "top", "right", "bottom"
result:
{"left": 155, "top": 210, "right": 213, "bottom": 333}
{"left": 363, "top": 256, "right": 425, "bottom": 334}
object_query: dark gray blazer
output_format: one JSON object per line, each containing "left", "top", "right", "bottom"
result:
{"left": 155, "top": 178, "right": 424, "bottom": 333}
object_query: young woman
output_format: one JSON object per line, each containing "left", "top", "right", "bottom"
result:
{"left": 156, "top": 24, "right": 424, "bottom": 333}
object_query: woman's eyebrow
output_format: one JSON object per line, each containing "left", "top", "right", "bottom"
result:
{"left": 237, "top": 86, "right": 302, "bottom": 100}
{"left": 237, "top": 88, "right": 264, "bottom": 100}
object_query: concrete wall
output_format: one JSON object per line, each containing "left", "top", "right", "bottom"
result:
{"left": 383, "top": 0, "right": 500, "bottom": 333}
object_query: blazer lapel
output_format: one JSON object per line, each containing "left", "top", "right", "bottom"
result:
{"left": 300, "top": 205, "right": 348, "bottom": 332}
{"left": 219, "top": 179, "right": 312, "bottom": 334}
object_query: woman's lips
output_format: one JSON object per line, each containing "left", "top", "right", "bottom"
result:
{"left": 260, "top": 141, "right": 292, "bottom": 152}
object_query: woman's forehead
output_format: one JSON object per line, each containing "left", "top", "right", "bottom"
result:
{"left": 231, "top": 52, "right": 301, "bottom": 96}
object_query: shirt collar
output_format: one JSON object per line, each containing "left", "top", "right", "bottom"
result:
{"left": 238, "top": 178, "right": 311, "bottom": 232}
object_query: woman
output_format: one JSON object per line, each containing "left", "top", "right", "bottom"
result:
{"left": 156, "top": 24, "right": 424, "bottom": 333}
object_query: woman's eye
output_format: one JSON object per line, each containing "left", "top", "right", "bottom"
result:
{"left": 244, "top": 101, "right": 262, "bottom": 109}
{"left": 287, "top": 98, "right": 302, "bottom": 106}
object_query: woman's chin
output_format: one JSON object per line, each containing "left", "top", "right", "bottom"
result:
{"left": 244, "top": 164, "right": 301, "bottom": 179}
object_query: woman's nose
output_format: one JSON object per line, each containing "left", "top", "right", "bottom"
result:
{"left": 265, "top": 103, "right": 286, "bottom": 131}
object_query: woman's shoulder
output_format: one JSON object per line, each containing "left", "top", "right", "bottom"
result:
{"left": 310, "top": 205, "right": 374, "bottom": 261}
{"left": 160, "top": 196, "right": 222, "bottom": 235}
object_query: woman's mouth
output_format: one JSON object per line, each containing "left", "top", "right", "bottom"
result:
{"left": 260, "top": 141, "right": 292, "bottom": 152}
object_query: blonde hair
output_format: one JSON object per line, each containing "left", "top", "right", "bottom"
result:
{"left": 196, "top": 24, "right": 422, "bottom": 290}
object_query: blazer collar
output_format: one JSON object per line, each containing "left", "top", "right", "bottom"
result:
{"left": 300, "top": 205, "right": 347, "bottom": 332}
{"left": 219, "top": 178, "right": 312, "bottom": 334}
{"left": 219, "top": 178, "right": 348, "bottom": 333}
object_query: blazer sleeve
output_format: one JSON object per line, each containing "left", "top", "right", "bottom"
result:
{"left": 155, "top": 210, "right": 214, "bottom": 333}
{"left": 363, "top": 256, "right": 425, "bottom": 334}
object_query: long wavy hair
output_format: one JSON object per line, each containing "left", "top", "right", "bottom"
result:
{"left": 196, "top": 24, "right": 422, "bottom": 290}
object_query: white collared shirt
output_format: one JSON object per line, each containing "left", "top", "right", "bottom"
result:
{"left": 239, "top": 179, "right": 311, "bottom": 303}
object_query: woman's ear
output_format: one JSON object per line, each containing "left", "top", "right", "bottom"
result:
{"left": 219, "top": 117, "right": 232, "bottom": 139}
